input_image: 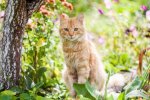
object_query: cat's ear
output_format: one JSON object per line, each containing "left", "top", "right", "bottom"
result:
{"left": 60, "top": 13, "right": 69, "bottom": 21}
{"left": 77, "top": 14, "right": 84, "bottom": 24}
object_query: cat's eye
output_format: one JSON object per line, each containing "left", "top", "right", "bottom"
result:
{"left": 74, "top": 28, "right": 78, "bottom": 31}
{"left": 64, "top": 28, "right": 69, "bottom": 31}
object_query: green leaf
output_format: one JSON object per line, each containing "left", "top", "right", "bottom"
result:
{"left": 85, "top": 81, "right": 98, "bottom": 98}
{"left": 97, "top": 95, "right": 103, "bottom": 100}
{"left": 106, "top": 95, "right": 114, "bottom": 100}
{"left": 24, "top": 76, "right": 34, "bottom": 89}
{"left": 0, "top": 90, "right": 16, "bottom": 96}
{"left": 36, "top": 67, "right": 47, "bottom": 78}
{"left": 10, "top": 87, "right": 24, "bottom": 94}
{"left": 32, "top": 82, "right": 44, "bottom": 94}
{"left": 33, "top": 82, "right": 44, "bottom": 90}
{"left": 126, "top": 90, "right": 149, "bottom": 99}
{"left": 36, "top": 96, "right": 50, "bottom": 100}
{"left": 20, "top": 93, "right": 33, "bottom": 100}
{"left": 0, "top": 90, "right": 16, "bottom": 100}
{"left": 0, "top": 95, "right": 16, "bottom": 100}
{"left": 117, "top": 92, "right": 125, "bottom": 100}
{"left": 73, "top": 83, "right": 90, "bottom": 97}
{"left": 124, "top": 76, "right": 142, "bottom": 93}
{"left": 73, "top": 81, "right": 97, "bottom": 100}
{"left": 78, "top": 95, "right": 91, "bottom": 100}
{"left": 104, "top": 72, "right": 110, "bottom": 100}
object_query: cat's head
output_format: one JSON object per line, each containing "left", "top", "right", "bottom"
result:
{"left": 59, "top": 14, "right": 85, "bottom": 41}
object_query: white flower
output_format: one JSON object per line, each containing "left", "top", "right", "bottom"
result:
{"left": 0, "top": 11, "right": 4, "bottom": 18}
{"left": 146, "top": 10, "right": 150, "bottom": 21}
{"left": 104, "top": 0, "right": 112, "bottom": 9}
{"left": 27, "top": 19, "right": 33, "bottom": 25}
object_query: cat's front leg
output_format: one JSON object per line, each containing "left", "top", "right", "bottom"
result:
{"left": 77, "top": 64, "right": 90, "bottom": 84}
{"left": 68, "top": 67, "right": 77, "bottom": 97}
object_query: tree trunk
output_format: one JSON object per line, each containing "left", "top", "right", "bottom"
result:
{"left": 1, "top": 0, "right": 43, "bottom": 89}
{"left": 0, "top": 24, "right": 2, "bottom": 83}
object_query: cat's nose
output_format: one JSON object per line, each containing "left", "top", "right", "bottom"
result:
{"left": 69, "top": 34, "right": 74, "bottom": 36}
{"left": 69, "top": 34, "right": 74, "bottom": 39}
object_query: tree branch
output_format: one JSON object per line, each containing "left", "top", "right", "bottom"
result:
{"left": 26, "top": 0, "right": 44, "bottom": 18}
{"left": 138, "top": 47, "right": 150, "bottom": 76}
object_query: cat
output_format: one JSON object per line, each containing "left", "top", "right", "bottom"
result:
{"left": 59, "top": 14, "right": 107, "bottom": 97}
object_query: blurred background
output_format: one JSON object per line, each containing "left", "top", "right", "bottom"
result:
{"left": 0, "top": 0, "right": 150, "bottom": 99}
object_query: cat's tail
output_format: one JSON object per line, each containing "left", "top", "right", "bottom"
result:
{"left": 107, "top": 69, "right": 136, "bottom": 93}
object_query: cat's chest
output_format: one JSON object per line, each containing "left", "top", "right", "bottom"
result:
{"left": 64, "top": 50, "right": 89, "bottom": 68}
{"left": 64, "top": 52, "right": 80, "bottom": 68}
{"left": 62, "top": 41, "right": 90, "bottom": 68}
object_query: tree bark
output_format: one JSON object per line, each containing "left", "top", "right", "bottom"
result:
{"left": 1, "top": 0, "right": 43, "bottom": 89}
{"left": 0, "top": 24, "right": 2, "bottom": 83}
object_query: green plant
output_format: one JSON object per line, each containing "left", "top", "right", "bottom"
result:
{"left": 0, "top": 0, "right": 150, "bottom": 99}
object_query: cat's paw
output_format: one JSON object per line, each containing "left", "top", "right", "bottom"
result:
{"left": 78, "top": 78, "right": 86, "bottom": 84}
{"left": 70, "top": 90, "right": 76, "bottom": 97}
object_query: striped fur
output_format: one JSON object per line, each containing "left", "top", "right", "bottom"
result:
{"left": 59, "top": 14, "right": 106, "bottom": 97}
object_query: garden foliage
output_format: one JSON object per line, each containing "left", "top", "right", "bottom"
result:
{"left": 0, "top": 0, "right": 150, "bottom": 99}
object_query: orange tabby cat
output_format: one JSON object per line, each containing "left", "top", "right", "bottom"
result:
{"left": 59, "top": 14, "right": 106, "bottom": 97}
